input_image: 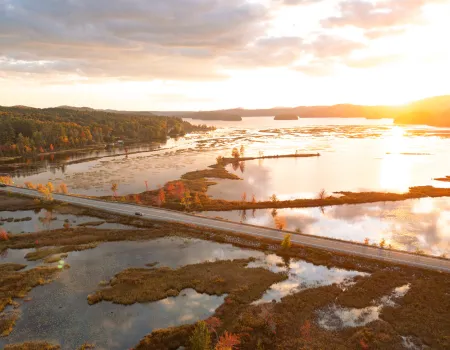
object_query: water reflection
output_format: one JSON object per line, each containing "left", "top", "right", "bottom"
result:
{"left": 0, "top": 209, "right": 134, "bottom": 234}
{"left": 199, "top": 197, "right": 450, "bottom": 256}
{"left": 248, "top": 254, "right": 367, "bottom": 304}
{"left": 317, "top": 284, "right": 410, "bottom": 330}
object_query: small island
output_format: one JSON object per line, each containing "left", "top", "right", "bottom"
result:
{"left": 274, "top": 114, "right": 298, "bottom": 120}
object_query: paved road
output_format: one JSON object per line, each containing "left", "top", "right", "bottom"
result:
{"left": 2, "top": 186, "right": 450, "bottom": 273}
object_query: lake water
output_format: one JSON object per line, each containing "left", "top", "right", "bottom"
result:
{"left": 7, "top": 117, "right": 450, "bottom": 198}
{"left": 199, "top": 197, "right": 450, "bottom": 257}
{"left": 0, "top": 237, "right": 365, "bottom": 349}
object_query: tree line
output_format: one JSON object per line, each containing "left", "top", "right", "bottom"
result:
{"left": 0, "top": 106, "right": 213, "bottom": 157}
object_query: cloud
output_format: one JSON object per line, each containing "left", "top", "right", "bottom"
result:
{"left": 222, "top": 36, "right": 304, "bottom": 68}
{"left": 306, "top": 34, "right": 365, "bottom": 57}
{"left": 0, "top": 0, "right": 425, "bottom": 84}
{"left": 322, "top": 0, "right": 439, "bottom": 30}
{"left": 281, "top": 0, "right": 324, "bottom": 5}
{"left": 0, "top": 0, "right": 271, "bottom": 80}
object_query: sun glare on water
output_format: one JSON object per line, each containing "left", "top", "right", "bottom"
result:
{"left": 379, "top": 126, "right": 410, "bottom": 192}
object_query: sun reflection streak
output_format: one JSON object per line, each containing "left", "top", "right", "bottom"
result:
{"left": 379, "top": 126, "right": 411, "bottom": 192}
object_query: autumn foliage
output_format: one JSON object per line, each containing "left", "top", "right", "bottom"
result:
{"left": 158, "top": 189, "right": 166, "bottom": 205}
{"left": 0, "top": 228, "right": 9, "bottom": 241}
{"left": 274, "top": 216, "right": 287, "bottom": 230}
{"left": 0, "top": 176, "right": 13, "bottom": 185}
{"left": 360, "top": 339, "right": 369, "bottom": 349}
{"left": 215, "top": 331, "right": 240, "bottom": 350}
{"left": 300, "top": 320, "right": 312, "bottom": 342}
{"left": 111, "top": 183, "right": 118, "bottom": 197}
{"left": 281, "top": 234, "right": 292, "bottom": 249}
{"left": 59, "top": 183, "right": 69, "bottom": 194}
{"left": 174, "top": 182, "right": 186, "bottom": 199}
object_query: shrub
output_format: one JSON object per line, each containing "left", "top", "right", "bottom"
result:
{"left": 190, "top": 321, "right": 211, "bottom": 350}
{"left": 215, "top": 331, "right": 240, "bottom": 350}
{"left": 318, "top": 189, "right": 327, "bottom": 200}
{"left": 281, "top": 234, "right": 291, "bottom": 249}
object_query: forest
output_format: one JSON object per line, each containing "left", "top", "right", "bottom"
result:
{"left": 0, "top": 106, "right": 212, "bottom": 157}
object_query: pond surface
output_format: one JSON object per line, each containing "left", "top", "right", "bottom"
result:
{"left": 247, "top": 254, "right": 367, "bottom": 304}
{"left": 317, "top": 284, "right": 410, "bottom": 330}
{"left": 199, "top": 197, "right": 450, "bottom": 257}
{"left": 8, "top": 117, "right": 450, "bottom": 198}
{"left": 0, "top": 209, "right": 134, "bottom": 233}
{"left": 0, "top": 238, "right": 261, "bottom": 350}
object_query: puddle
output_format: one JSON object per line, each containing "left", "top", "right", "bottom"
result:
{"left": 199, "top": 197, "right": 450, "bottom": 257}
{"left": 0, "top": 209, "right": 134, "bottom": 233}
{"left": 247, "top": 254, "right": 368, "bottom": 304}
{"left": 317, "top": 284, "right": 411, "bottom": 330}
{"left": 402, "top": 336, "right": 428, "bottom": 349}
{"left": 0, "top": 238, "right": 262, "bottom": 349}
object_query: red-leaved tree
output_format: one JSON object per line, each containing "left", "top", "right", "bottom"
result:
{"left": 215, "top": 331, "right": 240, "bottom": 350}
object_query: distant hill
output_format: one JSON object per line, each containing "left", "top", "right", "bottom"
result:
{"left": 184, "top": 96, "right": 450, "bottom": 127}
{"left": 214, "top": 105, "right": 399, "bottom": 119}
{"left": 58, "top": 105, "right": 96, "bottom": 112}
{"left": 8, "top": 95, "right": 450, "bottom": 127}
{"left": 57, "top": 106, "right": 156, "bottom": 117}
{"left": 394, "top": 96, "right": 450, "bottom": 127}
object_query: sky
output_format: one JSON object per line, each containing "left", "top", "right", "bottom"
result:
{"left": 1, "top": 0, "right": 450, "bottom": 111}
